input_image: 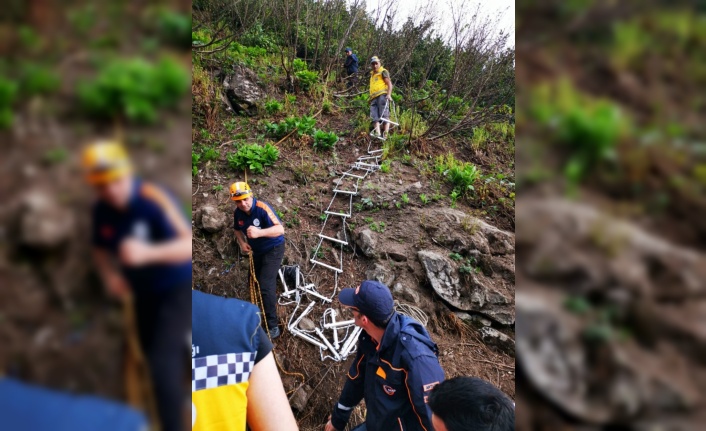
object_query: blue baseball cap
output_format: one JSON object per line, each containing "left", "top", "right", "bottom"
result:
{"left": 345, "top": 47, "right": 352, "bottom": 52}
{"left": 339, "top": 280, "right": 394, "bottom": 324}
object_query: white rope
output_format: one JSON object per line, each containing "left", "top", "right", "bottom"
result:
{"left": 395, "top": 300, "right": 429, "bottom": 327}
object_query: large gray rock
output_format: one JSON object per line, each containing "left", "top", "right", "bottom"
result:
{"left": 418, "top": 250, "right": 514, "bottom": 325}
{"left": 289, "top": 384, "right": 313, "bottom": 412}
{"left": 222, "top": 65, "right": 265, "bottom": 116}
{"left": 365, "top": 262, "right": 396, "bottom": 286}
{"left": 20, "top": 190, "right": 75, "bottom": 248}
{"left": 200, "top": 205, "right": 227, "bottom": 233}
{"left": 480, "top": 326, "right": 515, "bottom": 355}
{"left": 354, "top": 228, "right": 377, "bottom": 258}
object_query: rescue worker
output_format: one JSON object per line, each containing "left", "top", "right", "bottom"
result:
{"left": 230, "top": 182, "right": 285, "bottom": 339}
{"left": 324, "top": 280, "right": 445, "bottom": 431}
{"left": 428, "top": 377, "right": 515, "bottom": 431}
{"left": 83, "top": 140, "right": 191, "bottom": 431}
{"left": 368, "top": 56, "right": 393, "bottom": 140}
{"left": 191, "top": 290, "right": 298, "bottom": 431}
{"left": 343, "top": 47, "right": 359, "bottom": 89}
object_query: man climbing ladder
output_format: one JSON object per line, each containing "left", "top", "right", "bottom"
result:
{"left": 231, "top": 181, "right": 286, "bottom": 339}
{"left": 368, "top": 56, "right": 393, "bottom": 140}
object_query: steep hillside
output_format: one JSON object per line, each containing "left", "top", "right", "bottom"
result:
{"left": 192, "top": 3, "right": 515, "bottom": 429}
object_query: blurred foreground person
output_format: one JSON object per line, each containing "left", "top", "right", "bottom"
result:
{"left": 191, "top": 290, "right": 298, "bottom": 431}
{"left": 0, "top": 377, "right": 147, "bottom": 431}
{"left": 83, "top": 140, "right": 191, "bottom": 431}
{"left": 428, "top": 377, "right": 514, "bottom": 431}
{"left": 230, "top": 181, "right": 285, "bottom": 339}
{"left": 324, "top": 280, "right": 445, "bottom": 431}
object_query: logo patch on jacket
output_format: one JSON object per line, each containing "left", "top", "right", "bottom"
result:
{"left": 238, "top": 220, "right": 244, "bottom": 227}
{"left": 383, "top": 385, "right": 396, "bottom": 396}
{"left": 423, "top": 382, "right": 439, "bottom": 392}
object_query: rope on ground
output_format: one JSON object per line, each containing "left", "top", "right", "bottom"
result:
{"left": 248, "top": 253, "right": 305, "bottom": 393}
{"left": 394, "top": 300, "right": 429, "bottom": 327}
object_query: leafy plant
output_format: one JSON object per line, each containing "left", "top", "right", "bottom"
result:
{"left": 265, "top": 115, "right": 316, "bottom": 138}
{"left": 313, "top": 130, "right": 338, "bottom": 150}
{"left": 0, "top": 76, "right": 18, "bottom": 129}
{"left": 153, "top": 8, "right": 191, "bottom": 48}
{"left": 295, "top": 70, "right": 319, "bottom": 92}
{"left": 43, "top": 148, "right": 69, "bottom": 164}
{"left": 401, "top": 193, "right": 410, "bottom": 205}
{"left": 380, "top": 160, "right": 391, "bottom": 173}
{"left": 398, "top": 108, "right": 428, "bottom": 138}
{"left": 212, "top": 184, "right": 224, "bottom": 192}
{"left": 265, "top": 99, "right": 284, "bottom": 115}
{"left": 77, "top": 57, "right": 189, "bottom": 123}
{"left": 202, "top": 146, "right": 219, "bottom": 162}
{"left": 435, "top": 153, "right": 481, "bottom": 197}
{"left": 292, "top": 58, "right": 308, "bottom": 72}
{"left": 419, "top": 194, "right": 430, "bottom": 205}
{"left": 370, "top": 221, "right": 386, "bottom": 233}
{"left": 449, "top": 253, "right": 463, "bottom": 261}
{"left": 470, "top": 126, "right": 491, "bottom": 150}
{"left": 227, "top": 142, "right": 280, "bottom": 174}
{"left": 192, "top": 151, "right": 201, "bottom": 176}
{"left": 19, "top": 63, "right": 60, "bottom": 96}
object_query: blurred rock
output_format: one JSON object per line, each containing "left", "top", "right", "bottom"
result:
{"left": 214, "top": 234, "right": 233, "bottom": 260}
{"left": 418, "top": 250, "right": 514, "bottom": 325}
{"left": 290, "top": 384, "right": 313, "bottom": 412}
{"left": 222, "top": 65, "right": 264, "bottom": 116}
{"left": 298, "top": 318, "right": 316, "bottom": 332}
{"left": 354, "top": 228, "right": 377, "bottom": 258}
{"left": 20, "top": 190, "right": 75, "bottom": 249}
{"left": 200, "top": 205, "right": 227, "bottom": 233}
{"left": 480, "top": 327, "right": 515, "bottom": 355}
{"left": 454, "top": 312, "right": 492, "bottom": 327}
{"left": 365, "top": 262, "right": 395, "bottom": 286}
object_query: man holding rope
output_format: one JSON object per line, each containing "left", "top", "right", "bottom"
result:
{"left": 230, "top": 181, "right": 285, "bottom": 339}
{"left": 368, "top": 56, "right": 393, "bottom": 140}
{"left": 325, "top": 280, "right": 445, "bottom": 431}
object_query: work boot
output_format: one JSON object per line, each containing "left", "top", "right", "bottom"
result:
{"left": 269, "top": 326, "right": 281, "bottom": 340}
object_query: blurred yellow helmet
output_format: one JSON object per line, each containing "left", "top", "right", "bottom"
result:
{"left": 229, "top": 182, "right": 252, "bottom": 201}
{"left": 81, "top": 140, "right": 132, "bottom": 185}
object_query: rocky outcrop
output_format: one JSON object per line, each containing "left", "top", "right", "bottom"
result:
{"left": 418, "top": 250, "right": 514, "bottom": 325}
{"left": 222, "top": 65, "right": 264, "bottom": 116}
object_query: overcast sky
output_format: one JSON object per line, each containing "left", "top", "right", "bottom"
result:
{"left": 359, "top": 0, "right": 515, "bottom": 49}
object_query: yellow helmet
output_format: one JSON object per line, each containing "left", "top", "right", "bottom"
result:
{"left": 229, "top": 182, "right": 252, "bottom": 201}
{"left": 81, "top": 140, "right": 132, "bottom": 185}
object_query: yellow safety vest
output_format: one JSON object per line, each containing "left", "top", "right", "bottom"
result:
{"left": 369, "top": 67, "right": 389, "bottom": 100}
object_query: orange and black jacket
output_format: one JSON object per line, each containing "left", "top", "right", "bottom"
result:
{"left": 331, "top": 313, "right": 445, "bottom": 431}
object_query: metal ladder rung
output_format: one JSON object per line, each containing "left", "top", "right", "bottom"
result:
{"left": 342, "top": 172, "right": 366, "bottom": 179}
{"left": 380, "top": 119, "right": 399, "bottom": 126}
{"left": 355, "top": 162, "right": 379, "bottom": 169}
{"left": 333, "top": 189, "right": 357, "bottom": 195}
{"left": 368, "top": 149, "right": 384, "bottom": 154}
{"left": 310, "top": 259, "right": 343, "bottom": 273}
{"left": 325, "top": 210, "right": 351, "bottom": 218}
{"left": 357, "top": 155, "right": 380, "bottom": 161}
{"left": 318, "top": 234, "right": 347, "bottom": 245}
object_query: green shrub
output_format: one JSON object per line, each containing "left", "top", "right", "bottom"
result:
{"left": 202, "top": 146, "right": 219, "bottom": 162}
{"left": 292, "top": 58, "right": 308, "bottom": 72}
{"left": 265, "top": 115, "right": 316, "bottom": 138}
{"left": 19, "top": 63, "right": 61, "bottom": 96}
{"left": 0, "top": 77, "right": 18, "bottom": 129}
{"left": 470, "top": 127, "right": 491, "bottom": 150}
{"left": 313, "top": 130, "right": 338, "bottom": 151}
{"left": 227, "top": 142, "right": 280, "bottom": 174}
{"left": 398, "top": 108, "right": 428, "bottom": 138}
{"left": 295, "top": 70, "right": 319, "bottom": 92}
{"left": 192, "top": 151, "right": 201, "bottom": 176}
{"left": 153, "top": 8, "right": 191, "bottom": 48}
{"left": 264, "top": 99, "right": 284, "bottom": 115}
{"left": 77, "top": 56, "right": 189, "bottom": 124}
{"left": 435, "top": 153, "right": 481, "bottom": 196}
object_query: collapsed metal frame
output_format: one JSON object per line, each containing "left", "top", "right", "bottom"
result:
{"left": 279, "top": 115, "right": 398, "bottom": 362}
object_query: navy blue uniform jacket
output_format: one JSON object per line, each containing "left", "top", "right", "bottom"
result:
{"left": 344, "top": 53, "right": 359, "bottom": 74}
{"left": 331, "top": 313, "right": 445, "bottom": 431}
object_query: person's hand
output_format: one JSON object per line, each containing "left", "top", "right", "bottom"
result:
{"left": 105, "top": 272, "right": 131, "bottom": 300}
{"left": 324, "top": 415, "right": 338, "bottom": 431}
{"left": 239, "top": 241, "right": 252, "bottom": 254}
{"left": 246, "top": 226, "right": 261, "bottom": 239}
{"left": 386, "top": 94, "right": 392, "bottom": 101}
{"left": 119, "top": 238, "right": 153, "bottom": 267}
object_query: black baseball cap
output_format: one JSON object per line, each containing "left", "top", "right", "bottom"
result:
{"left": 339, "top": 280, "right": 394, "bottom": 324}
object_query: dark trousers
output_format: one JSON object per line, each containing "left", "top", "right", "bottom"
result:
{"left": 346, "top": 70, "right": 358, "bottom": 89}
{"left": 351, "top": 424, "right": 367, "bottom": 431}
{"left": 252, "top": 243, "right": 285, "bottom": 331}
{"left": 134, "top": 282, "right": 191, "bottom": 431}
